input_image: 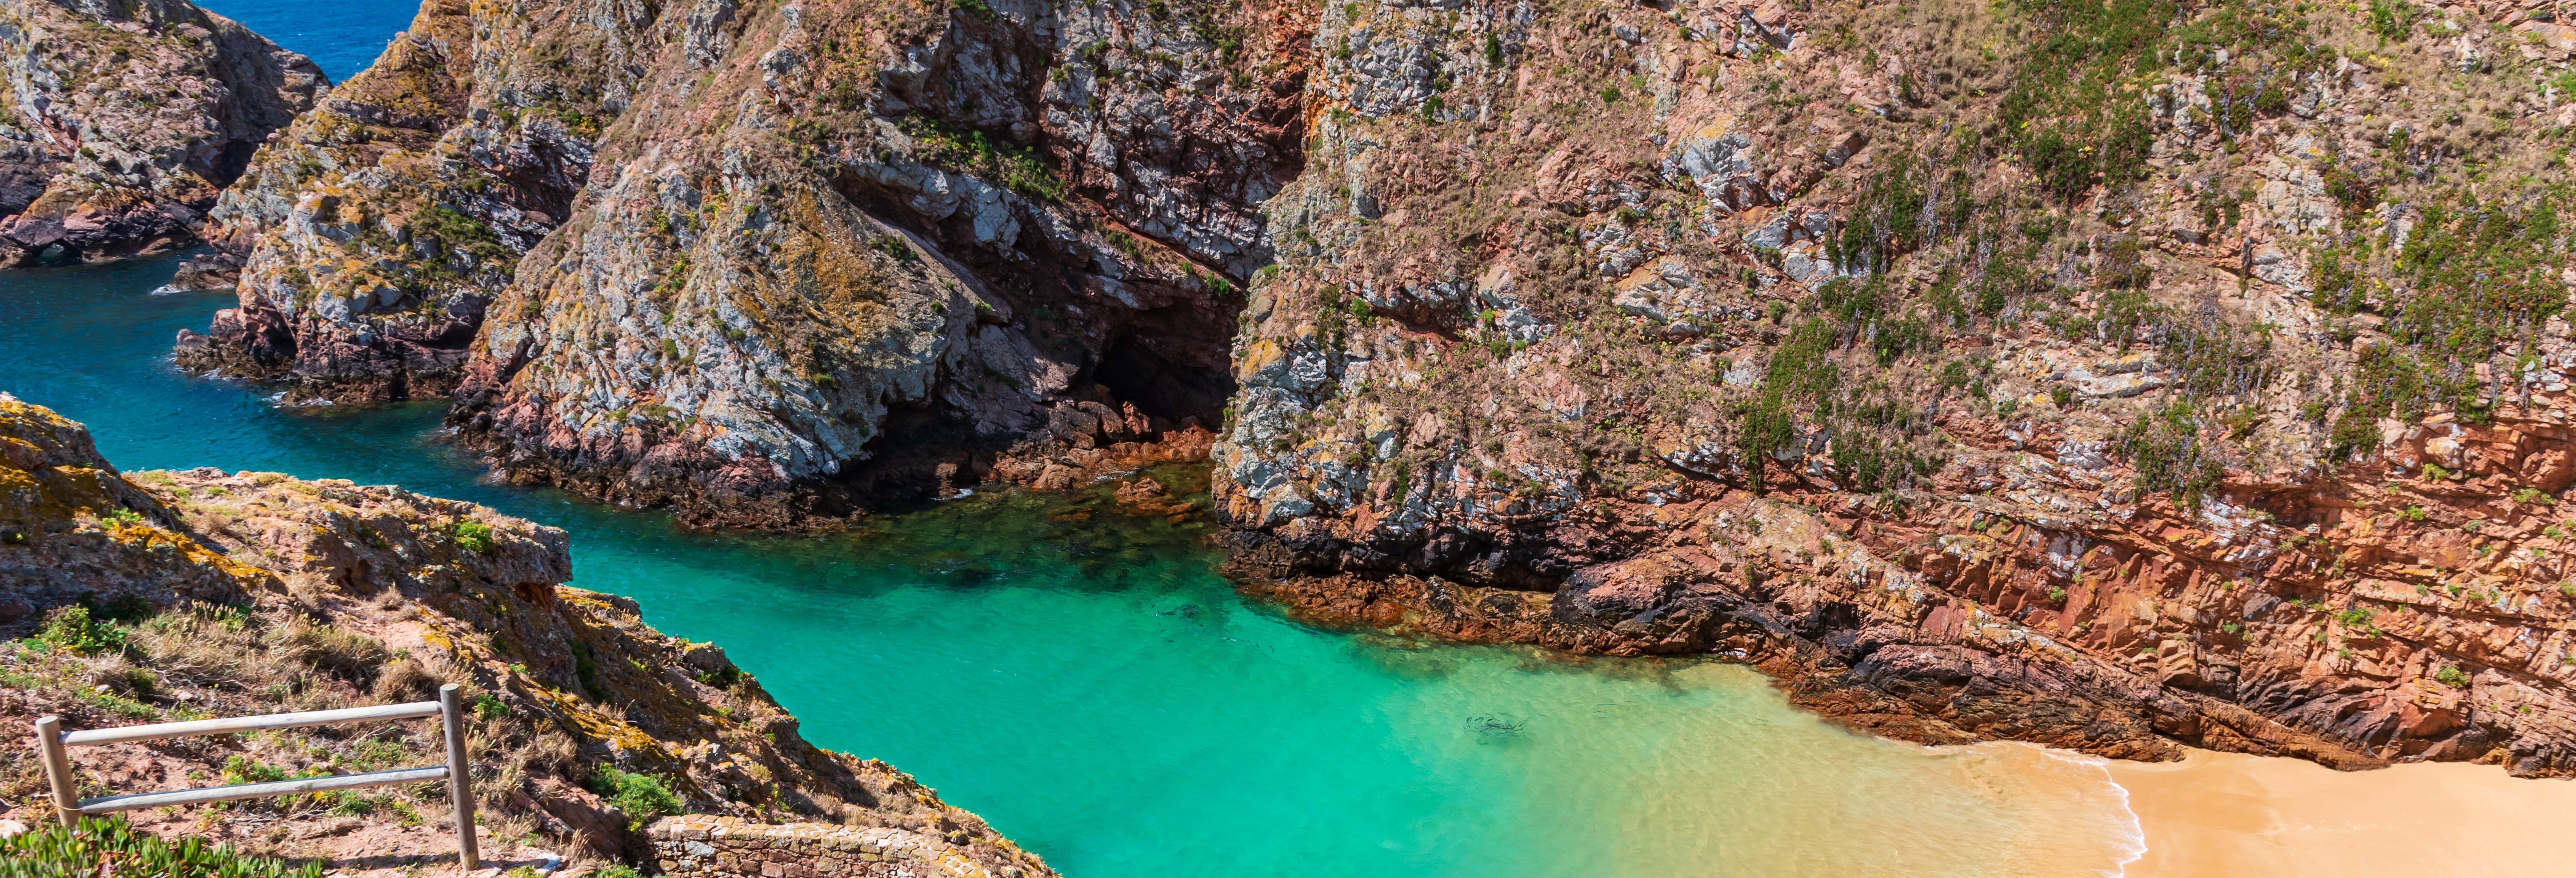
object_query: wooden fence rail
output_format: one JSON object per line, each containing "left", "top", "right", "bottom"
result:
{"left": 31, "top": 683, "right": 479, "bottom": 872}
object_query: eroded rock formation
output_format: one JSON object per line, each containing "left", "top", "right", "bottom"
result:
{"left": 0, "top": 0, "right": 322, "bottom": 264}
{"left": 172, "top": 0, "right": 641, "bottom": 401}
{"left": 438, "top": 0, "right": 1309, "bottom": 527}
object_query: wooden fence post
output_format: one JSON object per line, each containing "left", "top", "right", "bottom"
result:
{"left": 438, "top": 685, "right": 479, "bottom": 870}
{"left": 439, "top": 685, "right": 480, "bottom": 873}
{"left": 33, "top": 716, "right": 79, "bottom": 827}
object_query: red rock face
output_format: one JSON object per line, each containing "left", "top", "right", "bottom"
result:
{"left": 1221, "top": 404, "right": 2576, "bottom": 777}
{"left": 1203, "top": 0, "right": 2576, "bottom": 776}
{"left": 161, "top": 0, "right": 2576, "bottom": 777}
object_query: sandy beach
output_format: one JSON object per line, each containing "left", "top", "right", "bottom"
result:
{"left": 2108, "top": 749, "right": 2576, "bottom": 878}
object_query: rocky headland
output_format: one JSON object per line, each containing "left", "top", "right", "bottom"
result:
{"left": 0, "top": 0, "right": 323, "bottom": 265}
{"left": 0, "top": 394, "right": 1056, "bottom": 876}
{"left": 149, "top": 0, "right": 2576, "bottom": 778}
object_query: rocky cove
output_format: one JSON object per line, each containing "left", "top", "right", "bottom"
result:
{"left": 155, "top": 0, "right": 2576, "bottom": 773}
{"left": 4, "top": 0, "right": 2576, "bottom": 868}
{"left": 0, "top": 258, "right": 2179, "bottom": 876}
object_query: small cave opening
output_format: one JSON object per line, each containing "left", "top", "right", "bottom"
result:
{"left": 211, "top": 138, "right": 262, "bottom": 188}
{"left": 1092, "top": 325, "right": 1234, "bottom": 429}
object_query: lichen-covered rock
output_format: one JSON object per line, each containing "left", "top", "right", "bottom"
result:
{"left": 0, "top": 0, "right": 322, "bottom": 264}
{"left": 0, "top": 392, "right": 262, "bottom": 620}
{"left": 173, "top": 0, "right": 644, "bottom": 402}
{"left": 441, "top": 0, "right": 1306, "bottom": 527}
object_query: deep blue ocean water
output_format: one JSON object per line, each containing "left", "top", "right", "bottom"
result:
{"left": 201, "top": 0, "right": 415, "bottom": 80}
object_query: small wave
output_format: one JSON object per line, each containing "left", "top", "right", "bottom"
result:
{"left": 2028, "top": 747, "right": 2148, "bottom": 878}
{"left": 147, "top": 284, "right": 182, "bottom": 296}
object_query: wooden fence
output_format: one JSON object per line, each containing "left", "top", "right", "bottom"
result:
{"left": 31, "top": 683, "right": 478, "bottom": 871}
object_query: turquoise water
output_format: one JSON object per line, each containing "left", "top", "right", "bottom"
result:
{"left": 0, "top": 265, "right": 2150, "bottom": 873}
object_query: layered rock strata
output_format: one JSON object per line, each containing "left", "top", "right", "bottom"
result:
{"left": 0, "top": 394, "right": 1055, "bottom": 874}
{"left": 0, "top": 0, "right": 322, "bottom": 264}
{"left": 1212, "top": 0, "right": 2576, "bottom": 775}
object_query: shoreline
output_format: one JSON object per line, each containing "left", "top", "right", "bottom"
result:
{"left": 2105, "top": 748, "right": 2576, "bottom": 878}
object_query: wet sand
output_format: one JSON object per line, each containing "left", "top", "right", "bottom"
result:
{"left": 2108, "top": 749, "right": 2576, "bottom": 878}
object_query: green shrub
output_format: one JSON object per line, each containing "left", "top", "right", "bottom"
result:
{"left": 897, "top": 114, "right": 1064, "bottom": 201}
{"left": 471, "top": 693, "right": 510, "bottom": 720}
{"left": 2435, "top": 664, "right": 2470, "bottom": 688}
{"left": 2117, "top": 401, "right": 2224, "bottom": 505}
{"left": 453, "top": 520, "right": 495, "bottom": 555}
{"left": 588, "top": 766, "right": 683, "bottom": 829}
{"left": 33, "top": 606, "right": 127, "bottom": 656}
{"left": 0, "top": 816, "right": 321, "bottom": 878}
{"left": 2367, "top": 0, "right": 2418, "bottom": 39}
{"left": 414, "top": 205, "right": 511, "bottom": 264}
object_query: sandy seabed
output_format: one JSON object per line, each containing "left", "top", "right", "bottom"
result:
{"left": 2108, "top": 749, "right": 2576, "bottom": 877}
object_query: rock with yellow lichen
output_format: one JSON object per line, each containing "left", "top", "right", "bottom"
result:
{"left": 174, "top": 0, "right": 636, "bottom": 403}
{"left": 0, "top": 392, "right": 260, "bottom": 621}
{"left": 0, "top": 396, "right": 1057, "bottom": 875}
{"left": 439, "top": 0, "right": 1304, "bottom": 528}
{"left": 0, "top": 0, "right": 322, "bottom": 264}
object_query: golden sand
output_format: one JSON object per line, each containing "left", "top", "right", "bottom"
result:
{"left": 2108, "top": 749, "right": 2576, "bottom": 878}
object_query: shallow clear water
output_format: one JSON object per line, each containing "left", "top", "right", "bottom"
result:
{"left": 0, "top": 257, "right": 2147, "bottom": 872}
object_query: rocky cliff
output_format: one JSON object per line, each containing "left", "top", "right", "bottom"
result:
{"left": 0, "top": 394, "right": 1056, "bottom": 876}
{"left": 1213, "top": 0, "right": 2576, "bottom": 776}
{"left": 176, "top": 0, "right": 1294, "bottom": 526}
{"left": 172, "top": 0, "right": 644, "bottom": 401}
{"left": 438, "top": 0, "right": 1306, "bottom": 526}
{"left": 0, "top": 0, "right": 322, "bottom": 265}
{"left": 177, "top": 0, "right": 2576, "bottom": 775}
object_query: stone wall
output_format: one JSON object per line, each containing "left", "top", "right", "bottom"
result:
{"left": 646, "top": 815, "right": 1015, "bottom": 878}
